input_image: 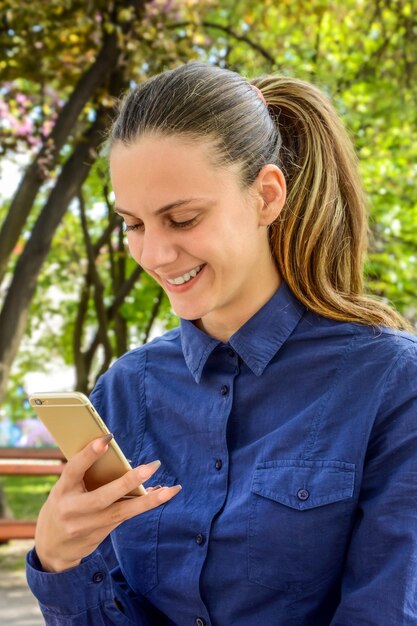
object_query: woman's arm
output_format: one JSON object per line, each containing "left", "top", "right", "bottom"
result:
{"left": 330, "top": 344, "right": 417, "bottom": 625}
{"left": 26, "top": 538, "right": 166, "bottom": 625}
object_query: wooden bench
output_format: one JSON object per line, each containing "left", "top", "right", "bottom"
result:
{"left": 0, "top": 447, "right": 66, "bottom": 541}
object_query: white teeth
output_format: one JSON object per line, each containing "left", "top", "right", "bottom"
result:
{"left": 167, "top": 265, "right": 202, "bottom": 285}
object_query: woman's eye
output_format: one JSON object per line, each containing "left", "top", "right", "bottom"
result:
{"left": 170, "top": 217, "right": 197, "bottom": 229}
{"left": 124, "top": 217, "right": 198, "bottom": 232}
{"left": 124, "top": 223, "right": 144, "bottom": 232}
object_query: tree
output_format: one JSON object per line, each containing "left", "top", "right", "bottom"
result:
{"left": 0, "top": 0, "right": 159, "bottom": 400}
{"left": 0, "top": 0, "right": 416, "bottom": 410}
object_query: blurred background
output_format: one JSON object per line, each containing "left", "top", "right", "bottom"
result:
{"left": 0, "top": 0, "right": 416, "bottom": 606}
{"left": 1, "top": 0, "right": 417, "bottom": 430}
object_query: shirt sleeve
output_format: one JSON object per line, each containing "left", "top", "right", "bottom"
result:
{"left": 330, "top": 343, "right": 417, "bottom": 625}
{"left": 26, "top": 538, "right": 166, "bottom": 625}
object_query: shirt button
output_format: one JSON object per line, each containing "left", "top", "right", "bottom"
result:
{"left": 220, "top": 384, "right": 229, "bottom": 395}
{"left": 195, "top": 533, "right": 206, "bottom": 545}
{"left": 297, "top": 488, "right": 310, "bottom": 501}
{"left": 92, "top": 571, "right": 105, "bottom": 583}
{"left": 227, "top": 348, "right": 235, "bottom": 357}
{"left": 196, "top": 619, "right": 206, "bottom": 626}
{"left": 215, "top": 459, "right": 223, "bottom": 470}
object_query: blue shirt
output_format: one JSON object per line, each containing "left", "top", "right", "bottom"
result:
{"left": 26, "top": 283, "right": 417, "bottom": 625}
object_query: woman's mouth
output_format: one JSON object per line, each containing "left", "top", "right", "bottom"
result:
{"left": 166, "top": 264, "right": 204, "bottom": 286}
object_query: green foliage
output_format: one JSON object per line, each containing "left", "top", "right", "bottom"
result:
{"left": 1, "top": 0, "right": 416, "bottom": 414}
{"left": 0, "top": 475, "right": 57, "bottom": 519}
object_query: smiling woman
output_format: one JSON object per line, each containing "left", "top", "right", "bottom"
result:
{"left": 110, "top": 135, "right": 284, "bottom": 340}
{"left": 26, "top": 62, "right": 417, "bottom": 626}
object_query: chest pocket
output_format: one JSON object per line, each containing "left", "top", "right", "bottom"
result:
{"left": 248, "top": 459, "right": 355, "bottom": 592}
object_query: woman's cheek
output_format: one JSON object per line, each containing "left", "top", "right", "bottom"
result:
{"left": 126, "top": 236, "right": 143, "bottom": 266}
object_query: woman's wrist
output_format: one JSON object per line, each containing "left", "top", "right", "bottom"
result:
{"left": 35, "top": 548, "right": 81, "bottom": 573}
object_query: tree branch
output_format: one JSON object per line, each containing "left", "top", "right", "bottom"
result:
{"left": 82, "top": 264, "right": 143, "bottom": 379}
{"left": 168, "top": 20, "right": 277, "bottom": 67}
{"left": 73, "top": 281, "right": 92, "bottom": 393}
{"left": 0, "top": 31, "right": 119, "bottom": 287}
{"left": 78, "top": 190, "right": 113, "bottom": 377}
{"left": 0, "top": 111, "right": 108, "bottom": 402}
{"left": 143, "top": 288, "right": 164, "bottom": 344}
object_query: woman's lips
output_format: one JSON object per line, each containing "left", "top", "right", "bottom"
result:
{"left": 163, "top": 264, "right": 206, "bottom": 293}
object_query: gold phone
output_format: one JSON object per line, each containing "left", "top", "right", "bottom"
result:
{"left": 29, "top": 391, "right": 146, "bottom": 497}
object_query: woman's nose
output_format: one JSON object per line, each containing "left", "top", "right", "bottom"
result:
{"left": 136, "top": 227, "right": 178, "bottom": 271}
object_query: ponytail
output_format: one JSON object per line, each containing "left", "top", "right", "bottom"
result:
{"left": 253, "top": 76, "right": 412, "bottom": 331}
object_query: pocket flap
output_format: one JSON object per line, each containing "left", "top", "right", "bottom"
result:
{"left": 251, "top": 460, "right": 355, "bottom": 510}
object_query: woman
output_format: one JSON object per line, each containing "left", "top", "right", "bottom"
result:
{"left": 27, "top": 62, "right": 417, "bottom": 625}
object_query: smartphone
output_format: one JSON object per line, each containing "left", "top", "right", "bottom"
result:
{"left": 29, "top": 391, "right": 146, "bottom": 497}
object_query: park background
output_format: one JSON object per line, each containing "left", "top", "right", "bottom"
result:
{"left": 0, "top": 0, "right": 416, "bottom": 603}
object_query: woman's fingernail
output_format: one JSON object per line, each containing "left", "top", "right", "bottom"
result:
{"left": 93, "top": 433, "right": 113, "bottom": 452}
{"left": 147, "top": 460, "right": 161, "bottom": 470}
{"left": 137, "top": 460, "right": 161, "bottom": 478}
{"left": 157, "top": 484, "right": 182, "bottom": 501}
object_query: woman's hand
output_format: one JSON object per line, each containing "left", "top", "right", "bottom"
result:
{"left": 35, "top": 434, "right": 181, "bottom": 573}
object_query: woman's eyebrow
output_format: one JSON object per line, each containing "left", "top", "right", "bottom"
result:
{"left": 114, "top": 198, "right": 207, "bottom": 217}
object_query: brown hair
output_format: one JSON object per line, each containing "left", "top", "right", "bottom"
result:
{"left": 110, "top": 62, "right": 412, "bottom": 331}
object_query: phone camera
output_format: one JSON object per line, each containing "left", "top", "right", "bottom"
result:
{"left": 34, "top": 399, "right": 43, "bottom": 405}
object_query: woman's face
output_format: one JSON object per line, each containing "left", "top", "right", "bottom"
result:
{"left": 110, "top": 135, "right": 285, "bottom": 341}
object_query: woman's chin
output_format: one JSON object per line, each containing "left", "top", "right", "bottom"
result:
{"left": 166, "top": 292, "right": 211, "bottom": 321}
{"left": 171, "top": 304, "right": 206, "bottom": 322}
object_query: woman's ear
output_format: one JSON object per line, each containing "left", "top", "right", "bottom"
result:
{"left": 255, "top": 164, "right": 286, "bottom": 226}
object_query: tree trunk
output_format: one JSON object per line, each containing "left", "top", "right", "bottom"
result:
{"left": 74, "top": 265, "right": 143, "bottom": 393}
{"left": 0, "top": 113, "right": 108, "bottom": 403}
{"left": 72, "top": 212, "right": 120, "bottom": 393}
{"left": 143, "top": 288, "right": 164, "bottom": 343}
{"left": 0, "top": 32, "right": 119, "bottom": 287}
{"left": 0, "top": 0, "right": 150, "bottom": 401}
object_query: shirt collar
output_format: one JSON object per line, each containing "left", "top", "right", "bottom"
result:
{"left": 180, "top": 282, "right": 305, "bottom": 383}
